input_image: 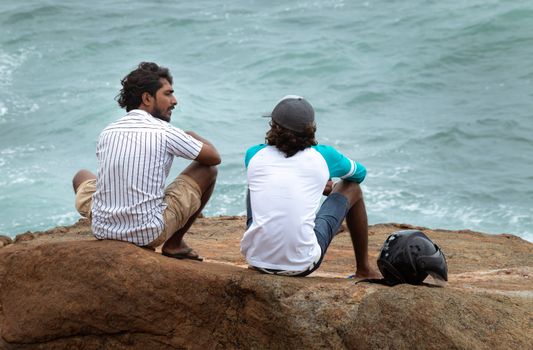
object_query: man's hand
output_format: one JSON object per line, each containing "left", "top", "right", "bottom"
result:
{"left": 186, "top": 131, "right": 221, "bottom": 166}
{"left": 323, "top": 179, "right": 334, "bottom": 196}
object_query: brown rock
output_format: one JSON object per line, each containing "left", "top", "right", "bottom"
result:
{"left": 0, "top": 236, "right": 12, "bottom": 248}
{"left": 13, "top": 231, "right": 35, "bottom": 243}
{"left": 0, "top": 217, "right": 531, "bottom": 349}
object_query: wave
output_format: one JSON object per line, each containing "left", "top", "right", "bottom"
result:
{"left": 0, "top": 49, "right": 30, "bottom": 86}
{"left": 0, "top": 102, "right": 7, "bottom": 119}
{"left": 3, "top": 4, "right": 71, "bottom": 25}
{"left": 365, "top": 186, "right": 533, "bottom": 241}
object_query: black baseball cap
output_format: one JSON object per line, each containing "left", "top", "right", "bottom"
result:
{"left": 263, "top": 95, "right": 315, "bottom": 133}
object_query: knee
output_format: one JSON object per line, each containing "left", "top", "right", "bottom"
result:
{"left": 206, "top": 164, "right": 218, "bottom": 180}
{"left": 72, "top": 170, "right": 82, "bottom": 183}
{"left": 199, "top": 164, "right": 218, "bottom": 186}
{"left": 72, "top": 169, "right": 96, "bottom": 193}
{"left": 347, "top": 182, "right": 363, "bottom": 202}
{"left": 334, "top": 180, "right": 363, "bottom": 203}
{"left": 351, "top": 182, "right": 363, "bottom": 198}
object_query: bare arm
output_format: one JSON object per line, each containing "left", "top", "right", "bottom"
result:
{"left": 323, "top": 179, "right": 334, "bottom": 196}
{"left": 186, "top": 131, "right": 221, "bottom": 166}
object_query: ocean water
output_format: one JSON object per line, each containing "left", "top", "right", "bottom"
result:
{"left": 1, "top": 0, "right": 532, "bottom": 242}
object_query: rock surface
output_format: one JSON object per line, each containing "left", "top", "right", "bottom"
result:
{"left": 0, "top": 217, "right": 531, "bottom": 349}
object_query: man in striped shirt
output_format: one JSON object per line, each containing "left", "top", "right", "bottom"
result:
{"left": 73, "top": 62, "right": 220, "bottom": 260}
{"left": 241, "top": 95, "right": 380, "bottom": 278}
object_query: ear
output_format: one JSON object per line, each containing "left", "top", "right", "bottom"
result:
{"left": 141, "top": 92, "right": 154, "bottom": 107}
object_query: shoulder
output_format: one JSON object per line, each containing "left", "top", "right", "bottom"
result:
{"left": 311, "top": 144, "right": 343, "bottom": 160}
{"left": 163, "top": 123, "right": 189, "bottom": 138}
{"left": 246, "top": 144, "right": 267, "bottom": 155}
{"left": 245, "top": 144, "right": 268, "bottom": 167}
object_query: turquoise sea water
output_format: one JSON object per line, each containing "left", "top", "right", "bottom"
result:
{"left": 1, "top": 0, "right": 532, "bottom": 242}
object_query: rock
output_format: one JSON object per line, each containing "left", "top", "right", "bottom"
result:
{"left": 0, "top": 217, "right": 531, "bottom": 349}
{"left": 0, "top": 236, "right": 12, "bottom": 248}
{"left": 13, "top": 231, "right": 35, "bottom": 243}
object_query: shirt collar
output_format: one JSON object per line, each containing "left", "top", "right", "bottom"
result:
{"left": 128, "top": 109, "right": 152, "bottom": 118}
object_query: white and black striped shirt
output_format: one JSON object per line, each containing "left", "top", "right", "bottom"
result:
{"left": 91, "top": 109, "right": 203, "bottom": 245}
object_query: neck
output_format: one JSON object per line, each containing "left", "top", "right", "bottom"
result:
{"left": 137, "top": 105, "right": 152, "bottom": 114}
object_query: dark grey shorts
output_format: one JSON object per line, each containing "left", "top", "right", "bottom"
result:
{"left": 247, "top": 192, "right": 349, "bottom": 277}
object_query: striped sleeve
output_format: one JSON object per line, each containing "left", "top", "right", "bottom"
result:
{"left": 166, "top": 126, "right": 203, "bottom": 160}
{"left": 312, "top": 145, "right": 366, "bottom": 183}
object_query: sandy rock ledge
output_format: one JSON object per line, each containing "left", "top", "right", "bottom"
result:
{"left": 0, "top": 217, "right": 531, "bottom": 349}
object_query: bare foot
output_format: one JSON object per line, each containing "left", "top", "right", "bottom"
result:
{"left": 354, "top": 267, "right": 382, "bottom": 279}
{"left": 161, "top": 240, "right": 203, "bottom": 261}
{"left": 162, "top": 240, "right": 191, "bottom": 256}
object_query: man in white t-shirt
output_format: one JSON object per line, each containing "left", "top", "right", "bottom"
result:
{"left": 73, "top": 62, "right": 220, "bottom": 261}
{"left": 241, "top": 95, "right": 380, "bottom": 278}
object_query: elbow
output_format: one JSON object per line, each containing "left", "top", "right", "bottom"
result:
{"left": 196, "top": 144, "right": 221, "bottom": 166}
{"left": 206, "top": 152, "right": 222, "bottom": 166}
{"left": 211, "top": 154, "right": 222, "bottom": 166}
{"left": 211, "top": 149, "right": 222, "bottom": 165}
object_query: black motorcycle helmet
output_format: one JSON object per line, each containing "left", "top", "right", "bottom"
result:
{"left": 377, "top": 230, "right": 448, "bottom": 285}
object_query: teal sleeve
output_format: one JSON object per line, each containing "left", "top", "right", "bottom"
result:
{"left": 244, "top": 144, "right": 267, "bottom": 168}
{"left": 312, "top": 145, "right": 366, "bottom": 183}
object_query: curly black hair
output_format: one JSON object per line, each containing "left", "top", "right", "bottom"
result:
{"left": 116, "top": 62, "right": 173, "bottom": 111}
{"left": 265, "top": 121, "right": 317, "bottom": 157}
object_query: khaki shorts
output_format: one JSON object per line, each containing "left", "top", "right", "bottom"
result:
{"left": 148, "top": 175, "right": 202, "bottom": 248}
{"left": 75, "top": 179, "right": 96, "bottom": 219}
{"left": 75, "top": 175, "right": 202, "bottom": 248}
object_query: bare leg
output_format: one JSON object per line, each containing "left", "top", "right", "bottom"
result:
{"left": 162, "top": 161, "right": 218, "bottom": 255}
{"left": 331, "top": 181, "right": 380, "bottom": 278}
{"left": 72, "top": 169, "right": 96, "bottom": 193}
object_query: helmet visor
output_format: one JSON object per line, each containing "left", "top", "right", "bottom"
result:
{"left": 417, "top": 248, "right": 448, "bottom": 281}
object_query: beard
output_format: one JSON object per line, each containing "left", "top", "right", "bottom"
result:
{"left": 151, "top": 106, "right": 171, "bottom": 122}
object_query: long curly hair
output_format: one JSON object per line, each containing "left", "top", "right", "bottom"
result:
{"left": 265, "top": 121, "right": 317, "bottom": 157}
{"left": 116, "top": 62, "right": 173, "bottom": 111}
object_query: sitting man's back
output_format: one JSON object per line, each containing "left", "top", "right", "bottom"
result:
{"left": 241, "top": 95, "right": 379, "bottom": 277}
{"left": 73, "top": 62, "right": 220, "bottom": 260}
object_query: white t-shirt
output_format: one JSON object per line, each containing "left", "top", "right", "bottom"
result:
{"left": 241, "top": 144, "right": 366, "bottom": 271}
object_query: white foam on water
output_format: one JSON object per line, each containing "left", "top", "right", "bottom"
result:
{"left": 204, "top": 191, "right": 246, "bottom": 216}
{"left": 10, "top": 176, "right": 35, "bottom": 185}
{"left": 0, "top": 161, "right": 46, "bottom": 186}
{"left": 29, "top": 103, "right": 39, "bottom": 113}
{"left": 0, "top": 48, "right": 32, "bottom": 86}
{"left": 365, "top": 187, "right": 405, "bottom": 212}
{"left": 0, "top": 102, "right": 7, "bottom": 117}
{"left": 282, "top": 0, "right": 345, "bottom": 11}
{"left": 49, "top": 211, "right": 80, "bottom": 227}
{"left": 0, "top": 174, "right": 35, "bottom": 187}
{"left": 371, "top": 166, "right": 413, "bottom": 180}
{"left": 0, "top": 144, "right": 54, "bottom": 157}
{"left": 365, "top": 185, "right": 533, "bottom": 241}
{"left": 0, "top": 47, "right": 40, "bottom": 120}
{"left": 0, "top": 148, "right": 16, "bottom": 155}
